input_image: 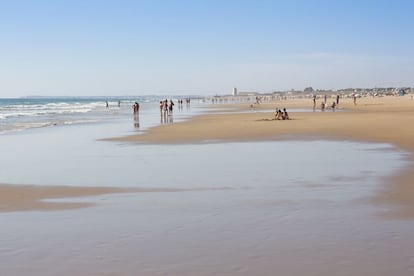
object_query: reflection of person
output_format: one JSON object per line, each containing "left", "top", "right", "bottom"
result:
{"left": 133, "top": 113, "right": 140, "bottom": 128}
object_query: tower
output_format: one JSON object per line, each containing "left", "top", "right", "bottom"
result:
{"left": 232, "top": 87, "right": 237, "bottom": 96}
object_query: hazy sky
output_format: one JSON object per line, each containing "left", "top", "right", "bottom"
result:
{"left": 0, "top": 0, "right": 413, "bottom": 97}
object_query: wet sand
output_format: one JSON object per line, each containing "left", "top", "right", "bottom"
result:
{"left": 1, "top": 96, "right": 414, "bottom": 276}
{"left": 0, "top": 184, "right": 182, "bottom": 212}
{"left": 2, "top": 96, "right": 413, "bottom": 217}
{"left": 110, "top": 96, "right": 414, "bottom": 218}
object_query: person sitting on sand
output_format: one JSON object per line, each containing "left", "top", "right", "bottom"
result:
{"left": 274, "top": 108, "right": 279, "bottom": 119}
{"left": 274, "top": 108, "right": 283, "bottom": 120}
{"left": 282, "top": 108, "right": 289, "bottom": 120}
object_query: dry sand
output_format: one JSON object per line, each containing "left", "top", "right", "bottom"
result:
{"left": 110, "top": 95, "right": 414, "bottom": 218}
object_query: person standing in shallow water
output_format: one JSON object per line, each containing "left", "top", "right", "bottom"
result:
{"left": 132, "top": 102, "right": 139, "bottom": 114}
{"left": 132, "top": 102, "right": 140, "bottom": 128}
{"left": 168, "top": 99, "right": 174, "bottom": 115}
{"left": 159, "top": 101, "right": 164, "bottom": 116}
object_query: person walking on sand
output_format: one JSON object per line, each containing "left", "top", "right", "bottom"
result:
{"left": 353, "top": 94, "right": 357, "bottom": 105}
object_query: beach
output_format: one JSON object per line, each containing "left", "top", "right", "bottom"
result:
{"left": 112, "top": 96, "right": 414, "bottom": 149}
{"left": 110, "top": 95, "right": 414, "bottom": 218}
{"left": 3, "top": 0, "right": 414, "bottom": 274}
{"left": 1, "top": 95, "right": 414, "bottom": 275}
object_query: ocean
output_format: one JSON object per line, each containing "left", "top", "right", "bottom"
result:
{"left": 0, "top": 96, "right": 201, "bottom": 135}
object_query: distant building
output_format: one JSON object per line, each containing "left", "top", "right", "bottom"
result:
{"left": 232, "top": 87, "right": 237, "bottom": 96}
{"left": 304, "top": 87, "right": 314, "bottom": 93}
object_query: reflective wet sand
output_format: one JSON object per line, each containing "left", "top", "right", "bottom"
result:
{"left": 1, "top": 140, "right": 413, "bottom": 275}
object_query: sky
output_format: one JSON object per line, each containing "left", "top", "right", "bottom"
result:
{"left": 0, "top": 0, "right": 413, "bottom": 97}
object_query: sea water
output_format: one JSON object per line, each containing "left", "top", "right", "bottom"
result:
{"left": 0, "top": 96, "right": 201, "bottom": 135}
{"left": 0, "top": 98, "right": 413, "bottom": 276}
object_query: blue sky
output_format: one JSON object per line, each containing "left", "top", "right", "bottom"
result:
{"left": 0, "top": 0, "right": 413, "bottom": 97}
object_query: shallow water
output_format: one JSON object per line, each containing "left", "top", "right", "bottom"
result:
{"left": 0, "top": 108, "right": 413, "bottom": 275}
{"left": 0, "top": 109, "right": 405, "bottom": 190}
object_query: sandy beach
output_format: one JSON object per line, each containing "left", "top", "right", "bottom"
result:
{"left": 112, "top": 96, "right": 414, "bottom": 149}
{"left": 1, "top": 95, "right": 414, "bottom": 276}
{"left": 1, "top": 96, "right": 413, "bottom": 217}
{"left": 0, "top": 184, "right": 128, "bottom": 212}
{"left": 0, "top": 184, "right": 188, "bottom": 212}
{"left": 109, "top": 95, "right": 414, "bottom": 218}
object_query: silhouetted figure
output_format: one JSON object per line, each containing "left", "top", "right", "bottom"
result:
{"left": 132, "top": 102, "right": 139, "bottom": 114}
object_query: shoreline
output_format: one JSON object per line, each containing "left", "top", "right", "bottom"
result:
{"left": 1, "top": 96, "right": 413, "bottom": 217}
{"left": 109, "top": 96, "right": 414, "bottom": 150}
{"left": 108, "top": 96, "right": 414, "bottom": 218}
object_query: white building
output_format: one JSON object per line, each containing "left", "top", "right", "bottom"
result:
{"left": 232, "top": 87, "right": 237, "bottom": 96}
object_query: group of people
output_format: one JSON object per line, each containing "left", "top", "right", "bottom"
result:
{"left": 176, "top": 98, "right": 191, "bottom": 109}
{"left": 274, "top": 108, "right": 289, "bottom": 120}
{"left": 105, "top": 100, "right": 122, "bottom": 108}
{"left": 131, "top": 98, "right": 189, "bottom": 119}
{"left": 160, "top": 99, "right": 175, "bottom": 116}
{"left": 313, "top": 94, "right": 341, "bottom": 111}
{"left": 320, "top": 101, "right": 337, "bottom": 111}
